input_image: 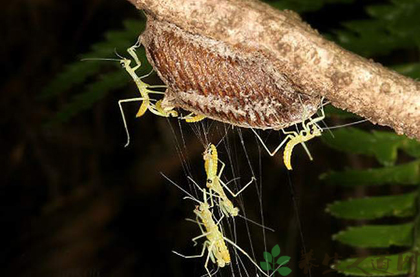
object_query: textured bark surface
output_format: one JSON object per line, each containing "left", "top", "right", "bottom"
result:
{"left": 128, "top": 0, "right": 420, "bottom": 140}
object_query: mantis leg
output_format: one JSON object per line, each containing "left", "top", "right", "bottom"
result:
{"left": 139, "top": 69, "right": 154, "bottom": 79}
{"left": 300, "top": 142, "right": 314, "bottom": 161}
{"left": 192, "top": 231, "right": 211, "bottom": 246}
{"left": 305, "top": 105, "right": 325, "bottom": 131}
{"left": 186, "top": 177, "right": 213, "bottom": 207}
{"left": 252, "top": 129, "right": 295, "bottom": 157}
{"left": 217, "top": 159, "right": 226, "bottom": 180}
{"left": 147, "top": 85, "right": 168, "bottom": 89}
{"left": 282, "top": 127, "right": 299, "bottom": 136}
{"left": 118, "top": 97, "right": 146, "bottom": 147}
{"left": 146, "top": 90, "right": 166, "bottom": 95}
{"left": 215, "top": 213, "right": 225, "bottom": 226}
{"left": 127, "top": 46, "right": 141, "bottom": 68}
{"left": 149, "top": 99, "right": 178, "bottom": 117}
{"left": 204, "top": 242, "right": 215, "bottom": 277}
{"left": 172, "top": 241, "right": 208, "bottom": 259}
{"left": 223, "top": 237, "right": 279, "bottom": 277}
{"left": 185, "top": 218, "right": 204, "bottom": 226}
{"left": 191, "top": 215, "right": 206, "bottom": 242}
{"left": 219, "top": 177, "right": 256, "bottom": 198}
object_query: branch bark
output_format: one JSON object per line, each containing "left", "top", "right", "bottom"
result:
{"left": 128, "top": 0, "right": 420, "bottom": 141}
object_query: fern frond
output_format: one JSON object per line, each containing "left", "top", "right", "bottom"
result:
{"left": 333, "top": 223, "right": 413, "bottom": 248}
{"left": 326, "top": 193, "right": 417, "bottom": 220}
{"left": 41, "top": 19, "right": 145, "bottom": 100}
{"left": 321, "top": 128, "right": 420, "bottom": 166}
{"left": 334, "top": 1, "right": 420, "bottom": 57}
{"left": 46, "top": 71, "right": 128, "bottom": 126}
{"left": 264, "top": 0, "right": 355, "bottom": 13}
{"left": 322, "top": 127, "right": 420, "bottom": 276}
{"left": 41, "top": 18, "right": 153, "bottom": 126}
{"left": 320, "top": 160, "right": 420, "bottom": 187}
{"left": 333, "top": 252, "right": 413, "bottom": 276}
{"left": 392, "top": 63, "right": 420, "bottom": 80}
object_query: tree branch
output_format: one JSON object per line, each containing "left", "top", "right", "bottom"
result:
{"left": 128, "top": 0, "right": 420, "bottom": 141}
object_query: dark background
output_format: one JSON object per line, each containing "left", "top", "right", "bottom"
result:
{"left": 1, "top": 0, "right": 406, "bottom": 276}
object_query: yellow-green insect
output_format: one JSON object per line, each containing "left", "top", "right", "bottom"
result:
{"left": 117, "top": 43, "right": 178, "bottom": 147}
{"left": 118, "top": 42, "right": 210, "bottom": 146}
{"left": 282, "top": 120, "right": 323, "bottom": 170}
{"left": 175, "top": 189, "right": 231, "bottom": 276}
{"left": 253, "top": 107, "right": 325, "bottom": 170}
{"left": 162, "top": 174, "right": 277, "bottom": 277}
{"left": 201, "top": 144, "right": 254, "bottom": 217}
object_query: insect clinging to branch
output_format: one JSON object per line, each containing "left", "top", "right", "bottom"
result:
{"left": 117, "top": 42, "right": 209, "bottom": 146}
{"left": 253, "top": 106, "right": 325, "bottom": 170}
{"left": 117, "top": 42, "right": 179, "bottom": 147}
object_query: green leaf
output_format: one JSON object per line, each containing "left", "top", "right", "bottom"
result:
{"left": 373, "top": 131, "right": 420, "bottom": 159}
{"left": 320, "top": 161, "right": 420, "bottom": 187}
{"left": 41, "top": 19, "right": 146, "bottom": 100}
{"left": 392, "top": 63, "right": 420, "bottom": 79}
{"left": 327, "top": 192, "right": 417, "bottom": 220}
{"left": 332, "top": 0, "right": 420, "bottom": 56}
{"left": 40, "top": 61, "right": 102, "bottom": 100}
{"left": 334, "top": 20, "right": 410, "bottom": 57}
{"left": 371, "top": 0, "right": 420, "bottom": 46}
{"left": 333, "top": 252, "right": 414, "bottom": 276}
{"left": 321, "top": 128, "right": 410, "bottom": 166}
{"left": 264, "top": 0, "right": 356, "bottom": 13}
{"left": 263, "top": 252, "right": 273, "bottom": 263}
{"left": 276, "top": 256, "right": 291, "bottom": 266}
{"left": 271, "top": 245, "right": 281, "bottom": 258}
{"left": 46, "top": 71, "right": 128, "bottom": 126}
{"left": 365, "top": 4, "right": 395, "bottom": 20}
{"left": 401, "top": 139, "right": 420, "bottom": 159}
{"left": 333, "top": 223, "right": 413, "bottom": 248}
{"left": 277, "top": 267, "right": 292, "bottom": 276}
{"left": 260, "top": 261, "right": 272, "bottom": 271}
{"left": 324, "top": 105, "right": 360, "bottom": 119}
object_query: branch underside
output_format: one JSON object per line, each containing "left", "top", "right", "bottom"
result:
{"left": 141, "top": 18, "right": 321, "bottom": 130}
{"left": 128, "top": 0, "right": 420, "bottom": 140}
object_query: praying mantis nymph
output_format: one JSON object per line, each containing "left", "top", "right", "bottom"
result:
{"left": 201, "top": 144, "right": 254, "bottom": 217}
{"left": 118, "top": 41, "right": 209, "bottom": 146}
{"left": 117, "top": 42, "right": 178, "bottom": 147}
{"left": 282, "top": 121, "right": 323, "bottom": 170}
{"left": 161, "top": 174, "right": 279, "bottom": 277}
{"left": 253, "top": 105, "right": 325, "bottom": 170}
{"left": 179, "top": 189, "right": 231, "bottom": 276}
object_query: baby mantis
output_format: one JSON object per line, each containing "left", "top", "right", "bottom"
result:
{"left": 161, "top": 173, "right": 278, "bottom": 277}
{"left": 201, "top": 144, "right": 254, "bottom": 217}
{"left": 178, "top": 189, "right": 231, "bottom": 276}
{"left": 117, "top": 41, "right": 178, "bottom": 147}
{"left": 252, "top": 106, "right": 325, "bottom": 170}
{"left": 118, "top": 41, "right": 208, "bottom": 145}
{"left": 86, "top": 39, "right": 209, "bottom": 146}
